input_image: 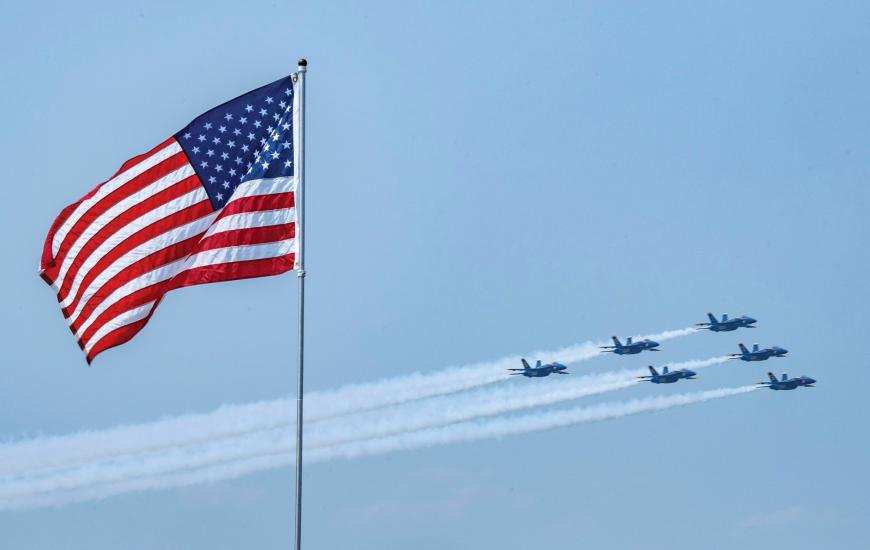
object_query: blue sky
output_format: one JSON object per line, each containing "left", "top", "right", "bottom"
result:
{"left": 1, "top": 1, "right": 869, "bottom": 548}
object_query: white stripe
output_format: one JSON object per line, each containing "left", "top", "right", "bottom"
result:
{"left": 53, "top": 164, "right": 195, "bottom": 291}
{"left": 82, "top": 301, "right": 158, "bottom": 356}
{"left": 58, "top": 188, "right": 209, "bottom": 309}
{"left": 74, "top": 258, "right": 187, "bottom": 341}
{"left": 225, "top": 176, "right": 296, "bottom": 202}
{"left": 202, "top": 208, "right": 295, "bottom": 239}
{"left": 51, "top": 141, "right": 182, "bottom": 257}
{"left": 67, "top": 213, "right": 217, "bottom": 329}
{"left": 177, "top": 238, "right": 297, "bottom": 273}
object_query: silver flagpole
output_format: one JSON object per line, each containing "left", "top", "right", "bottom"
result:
{"left": 293, "top": 57, "right": 307, "bottom": 550}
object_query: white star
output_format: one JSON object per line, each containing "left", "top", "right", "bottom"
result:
{"left": 200, "top": 161, "right": 209, "bottom": 168}
{"left": 233, "top": 128, "right": 241, "bottom": 136}
{"left": 247, "top": 133, "right": 255, "bottom": 141}
{"left": 282, "top": 141, "right": 291, "bottom": 149}
{"left": 253, "top": 120, "right": 262, "bottom": 128}
{"left": 212, "top": 137, "right": 221, "bottom": 145}
{"left": 272, "top": 133, "right": 281, "bottom": 142}
{"left": 235, "top": 156, "right": 243, "bottom": 164}
{"left": 208, "top": 176, "right": 216, "bottom": 183}
{"left": 279, "top": 101, "right": 286, "bottom": 108}
{"left": 229, "top": 168, "right": 237, "bottom": 176}
{"left": 272, "top": 113, "right": 280, "bottom": 121}
{"left": 263, "top": 143, "right": 270, "bottom": 152}
{"left": 218, "top": 125, "right": 227, "bottom": 133}
{"left": 282, "top": 122, "right": 290, "bottom": 131}
{"left": 216, "top": 192, "right": 223, "bottom": 201}
{"left": 259, "top": 108, "right": 268, "bottom": 116}
{"left": 227, "top": 141, "right": 235, "bottom": 149}
{"left": 198, "top": 135, "right": 206, "bottom": 142}
{"left": 260, "top": 138, "right": 266, "bottom": 145}
{"left": 206, "top": 149, "right": 215, "bottom": 157}
{"left": 245, "top": 104, "right": 253, "bottom": 112}
{"left": 271, "top": 151, "right": 280, "bottom": 160}
{"left": 215, "top": 165, "right": 223, "bottom": 172}
{"left": 265, "top": 96, "right": 274, "bottom": 104}
{"left": 284, "top": 159, "right": 292, "bottom": 168}
{"left": 266, "top": 126, "right": 273, "bottom": 133}
{"left": 239, "top": 117, "right": 247, "bottom": 124}
{"left": 261, "top": 161, "right": 270, "bottom": 169}
{"left": 241, "top": 145, "right": 250, "bottom": 153}
{"left": 204, "top": 122, "right": 213, "bottom": 130}
{"left": 224, "top": 113, "right": 233, "bottom": 121}
{"left": 221, "top": 152, "right": 229, "bottom": 160}
{"left": 222, "top": 181, "right": 230, "bottom": 189}
{"left": 192, "top": 146, "right": 201, "bottom": 154}
{"left": 284, "top": 87, "right": 292, "bottom": 96}
{"left": 183, "top": 132, "right": 192, "bottom": 139}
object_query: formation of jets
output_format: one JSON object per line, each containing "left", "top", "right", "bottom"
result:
{"left": 509, "top": 312, "right": 817, "bottom": 392}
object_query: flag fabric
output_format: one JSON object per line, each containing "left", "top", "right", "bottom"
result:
{"left": 40, "top": 74, "right": 301, "bottom": 362}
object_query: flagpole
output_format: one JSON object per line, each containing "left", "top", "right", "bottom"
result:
{"left": 293, "top": 57, "right": 307, "bottom": 550}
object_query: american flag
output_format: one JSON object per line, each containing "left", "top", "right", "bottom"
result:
{"left": 39, "top": 73, "right": 301, "bottom": 363}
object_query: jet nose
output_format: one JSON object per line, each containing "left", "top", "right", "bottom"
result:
{"left": 779, "top": 348, "right": 788, "bottom": 354}
{"left": 806, "top": 377, "right": 816, "bottom": 385}
{"left": 746, "top": 317, "right": 757, "bottom": 324}
{"left": 649, "top": 341, "right": 660, "bottom": 348}
{"left": 686, "top": 370, "right": 696, "bottom": 377}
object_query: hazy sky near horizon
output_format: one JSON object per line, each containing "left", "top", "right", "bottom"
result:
{"left": 2, "top": 1, "right": 869, "bottom": 548}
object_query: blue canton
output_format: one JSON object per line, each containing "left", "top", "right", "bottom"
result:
{"left": 175, "top": 74, "right": 295, "bottom": 210}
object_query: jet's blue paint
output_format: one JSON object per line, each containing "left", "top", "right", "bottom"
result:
{"left": 637, "top": 365, "right": 697, "bottom": 384}
{"left": 599, "top": 336, "right": 660, "bottom": 355}
{"left": 757, "top": 372, "right": 816, "bottom": 391}
{"left": 729, "top": 342, "right": 788, "bottom": 362}
{"left": 507, "top": 359, "right": 570, "bottom": 378}
{"left": 695, "top": 312, "right": 757, "bottom": 332}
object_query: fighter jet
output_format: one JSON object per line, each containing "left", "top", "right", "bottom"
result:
{"left": 637, "top": 365, "right": 697, "bottom": 384}
{"left": 599, "top": 336, "right": 660, "bottom": 355}
{"left": 695, "top": 312, "right": 757, "bottom": 332}
{"left": 757, "top": 372, "right": 816, "bottom": 390}
{"left": 507, "top": 359, "right": 570, "bottom": 378}
{"left": 729, "top": 343, "right": 788, "bottom": 362}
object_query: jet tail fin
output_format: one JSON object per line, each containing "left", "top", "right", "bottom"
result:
{"left": 521, "top": 359, "right": 531, "bottom": 370}
{"left": 611, "top": 336, "right": 622, "bottom": 347}
{"left": 626, "top": 336, "right": 633, "bottom": 345}
{"left": 782, "top": 373, "right": 788, "bottom": 382}
{"left": 662, "top": 366, "right": 669, "bottom": 374}
{"left": 535, "top": 360, "right": 542, "bottom": 369}
{"left": 768, "top": 372, "right": 778, "bottom": 383}
{"left": 707, "top": 312, "right": 718, "bottom": 324}
{"left": 752, "top": 343, "right": 760, "bottom": 352}
{"left": 648, "top": 366, "right": 659, "bottom": 377}
{"left": 738, "top": 343, "right": 749, "bottom": 354}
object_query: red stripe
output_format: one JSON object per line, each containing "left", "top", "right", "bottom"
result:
{"left": 218, "top": 191, "right": 294, "bottom": 218}
{"left": 84, "top": 316, "right": 154, "bottom": 364}
{"left": 40, "top": 137, "right": 177, "bottom": 277}
{"left": 70, "top": 233, "right": 204, "bottom": 332}
{"left": 171, "top": 254, "right": 296, "bottom": 290}
{"left": 193, "top": 224, "right": 296, "bottom": 256}
{"left": 56, "top": 175, "right": 203, "bottom": 301}
{"left": 46, "top": 149, "right": 191, "bottom": 280}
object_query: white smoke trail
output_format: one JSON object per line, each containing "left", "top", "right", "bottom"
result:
{"left": 0, "top": 354, "right": 725, "bottom": 508}
{"left": 0, "top": 326, "right": 698, "bottom": 477}
{"left": 310, "top": 385, "right": 760, "bottom": 462}
{"left": 1, "top": 384, "right": 753, "bottom": 509}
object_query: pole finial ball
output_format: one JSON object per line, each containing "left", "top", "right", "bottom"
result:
{"left": 298, "top": 58, "right": 308, "bottom": 67}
